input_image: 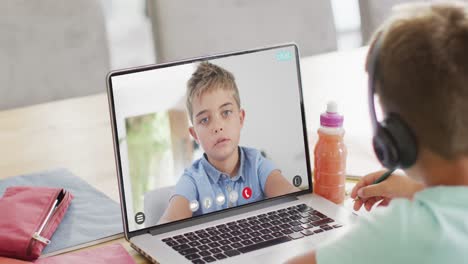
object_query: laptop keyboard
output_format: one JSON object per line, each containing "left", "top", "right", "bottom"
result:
{"left": 161, "top": 203, "right": 342, "bottom": 263}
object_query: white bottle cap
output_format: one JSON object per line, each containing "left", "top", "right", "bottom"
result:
{"left": 326, "top": 101, "right": 338, "bottom": 113}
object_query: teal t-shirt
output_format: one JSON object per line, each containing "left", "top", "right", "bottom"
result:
{"left": 317, "top": 186, "right": 468, "bottom": 264}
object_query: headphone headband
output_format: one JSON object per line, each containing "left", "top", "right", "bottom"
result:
{"left": 367, "top": 31, "right": 418, "bottom": 169}
{"left": 367, "top": 32, "right": 384, "bottom": 134}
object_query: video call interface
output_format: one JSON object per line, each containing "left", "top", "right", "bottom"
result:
{"left": 110, "top": 45, "right": 310, "bottom": 232}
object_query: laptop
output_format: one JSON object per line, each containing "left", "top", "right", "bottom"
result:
{"left": 106, "top": 43, "right": 357, "bottom": 263}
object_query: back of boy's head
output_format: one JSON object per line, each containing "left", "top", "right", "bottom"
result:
{"left": 368, "top": 2, "right": 468, "bottom": 159}
{"left": 186, "top": 61, "right": 241, "bottom": 123}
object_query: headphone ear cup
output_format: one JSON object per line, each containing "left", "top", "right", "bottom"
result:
{"left": 384, "top": 114, "right": 418, "bottom": 168}
{"left": 373, "top": 125, "right": 399, "bottom": 169}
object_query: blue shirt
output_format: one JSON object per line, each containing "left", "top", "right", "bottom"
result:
{"left": 317, "top": 186, "right": 468, "bottom": 264}
{"left": 173, "top": 146, "right": 277, "bottom": 216}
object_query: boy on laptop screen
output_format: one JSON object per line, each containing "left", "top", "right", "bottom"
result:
{"left": 158, "top": 62, "right": 299, "bottom": 224}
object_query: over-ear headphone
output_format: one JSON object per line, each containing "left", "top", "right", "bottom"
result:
{"left": 367, "top": 32, "right": 418, "bottom": 169}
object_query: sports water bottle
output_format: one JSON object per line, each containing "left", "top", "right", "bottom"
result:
{"left": 313, "top": 101, "right": 347, "bottom": 204}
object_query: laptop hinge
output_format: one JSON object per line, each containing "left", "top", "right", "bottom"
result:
{"left": 149, "top": 195, "right": 298, "bottom": 236}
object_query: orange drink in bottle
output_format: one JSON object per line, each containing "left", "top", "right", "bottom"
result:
{"left": 313, "top": 101, "right": 347, "bottom": 204}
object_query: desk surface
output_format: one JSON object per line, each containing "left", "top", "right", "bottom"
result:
{"left": 0, "top": 47, "right": 378, "bottom": 263}
{"left": 0, "top": 93, "right": 119, "bottom": 202}
{"left": 0, "top": 93, "right": 151, "bottom": 262}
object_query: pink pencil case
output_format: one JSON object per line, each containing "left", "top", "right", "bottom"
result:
{"left": 0, "top": 186, "right": 73, "bottom": 261}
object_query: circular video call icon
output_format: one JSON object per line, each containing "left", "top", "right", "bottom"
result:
{"left": 229, "top": 190, "right": 239, "bottom": 203}
{"left": 293, "top": 175, "right": 302, "bottom": 187}
{"left": 242, "top": 187, "right": 252, "bottom": 200}
{"left": 215, "top": 193, "right": 226, "bottom": 206}
{"left": 203, "top": 197, "right": 213, "bottom": 209}
{"left": 189, "top": 200, "right": 199, "bottom": 212}
{"left": 135, "top": 212, "right": 145, "bottom": 225}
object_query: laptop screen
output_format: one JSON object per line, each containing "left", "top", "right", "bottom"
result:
{"left": 108, "top": 44, "right": 311, "bottom": 232}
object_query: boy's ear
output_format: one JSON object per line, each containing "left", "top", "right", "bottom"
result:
{"left": 239, "top": 109, "right": 246, "bottom": 127}
{"left": 189, "top": 127, "right": 199, "bottom": 143}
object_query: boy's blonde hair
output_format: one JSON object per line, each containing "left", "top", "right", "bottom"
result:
{"left": 368, "top": 2, "right": 468, "bottom": 159}
{"left": 186, "top": 61, "right": 241, "bottom": 123}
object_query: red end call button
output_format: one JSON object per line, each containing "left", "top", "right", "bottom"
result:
{"left": 242, "top": 187, "right": 252, "bottom": 200}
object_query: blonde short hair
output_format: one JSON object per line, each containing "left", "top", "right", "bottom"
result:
{"left": 186, "top": 61, "right": 240, "bottom": 122}
{"left": 368, "top": 2, "right": 468, "bottom": 159}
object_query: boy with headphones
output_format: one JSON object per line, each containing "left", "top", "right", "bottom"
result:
{"left": 287, "top": 2, "right": 468, "bottom": 263}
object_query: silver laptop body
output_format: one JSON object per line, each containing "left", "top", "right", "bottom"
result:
{"left": 106, "top": 44, "right": 357, "bottom": 264}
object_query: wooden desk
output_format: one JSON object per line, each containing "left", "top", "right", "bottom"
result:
{"left": 0, "top": 94, "right": 149, "bottom": 263}
{"left": 0, "top": 47, "right": 378, "bottom": 263}
{"left": 0, "top": 94, "right": 119, "bottom": 202}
